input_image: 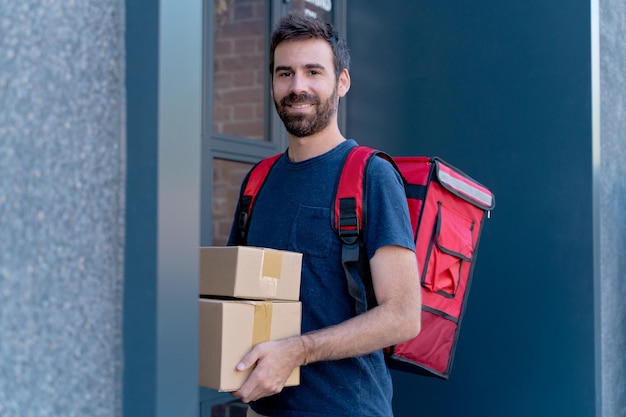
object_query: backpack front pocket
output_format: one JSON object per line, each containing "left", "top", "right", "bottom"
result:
{"left": 421, "top": 201, "right": 475, "bottom": 297}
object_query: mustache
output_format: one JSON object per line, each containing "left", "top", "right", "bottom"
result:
{"left": 280, "top": 92, "right": 321, "bottom": 107}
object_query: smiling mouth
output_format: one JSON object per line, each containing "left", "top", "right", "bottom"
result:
{"left": 289, "top": 103, "right": 313, "bottom": 109}
{"left": 280, "top": 93, "right": 320, "bottom": 111}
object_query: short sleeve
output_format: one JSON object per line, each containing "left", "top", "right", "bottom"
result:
{"left": 363, "top": 156, "right": 415, "bottom": 260}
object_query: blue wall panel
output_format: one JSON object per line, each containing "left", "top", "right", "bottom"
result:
{"left": 124, "top": 1, "right": 202, "bottom": 416}
{"left": 347, "top": 2, "right": 595, "bottom": 416}
{"left": 124, "top": 0, "right": 159, "bottom": 416}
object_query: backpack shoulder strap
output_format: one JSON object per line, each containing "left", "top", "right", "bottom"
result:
{"left": 332, "top": 145, "right": 400, "bottom": 314}
{"left": 238, "top": 153, "right": 283, "bottom": 244}
{"left": 332, "top": 146, "right": 399, "bottom": 244}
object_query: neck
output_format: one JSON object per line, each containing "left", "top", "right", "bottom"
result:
{"left": 286, "top": 125, "right": 346, "bottom": 163}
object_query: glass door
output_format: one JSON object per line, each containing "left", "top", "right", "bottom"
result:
{"left": 199, "top": 1, "right": 345, "bottom": 414}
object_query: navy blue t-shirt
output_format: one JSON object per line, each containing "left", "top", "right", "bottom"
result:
{"left": 228, "top": 140, "right": 415, "bottom": 417}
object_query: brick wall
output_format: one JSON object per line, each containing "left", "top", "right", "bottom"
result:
{"left": 211, "top": 0, "right": 265, "bottom": 245}
{"left": 210, "top": 0, "right": 334, "bottom": 245}
{"left": 212, "top": 158, "right": 252, "bottom": 245}
{"left": 213, "top": 0, "right": 266, "bottom": 140}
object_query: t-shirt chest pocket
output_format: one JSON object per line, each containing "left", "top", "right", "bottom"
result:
{"left": 290, "top": 205, "right": 334, "bottom": 258}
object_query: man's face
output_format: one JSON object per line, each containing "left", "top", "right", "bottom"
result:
{"left": 271, "top": 39, "right": 346, "bottom": 138}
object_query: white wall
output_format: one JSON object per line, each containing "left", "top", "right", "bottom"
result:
{"left": 0, "top": 1, "right": 125, "bottom": 416}
{"left": 598, "top": 0, "right": 626, "bottom": 415}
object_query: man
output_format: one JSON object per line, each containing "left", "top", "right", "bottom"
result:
{"left": 228, "top": 12, "right": 421, "bottom": 417}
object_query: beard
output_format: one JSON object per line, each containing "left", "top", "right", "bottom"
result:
{"left": 274, "top": 86, "right": 338, "bottom": 138}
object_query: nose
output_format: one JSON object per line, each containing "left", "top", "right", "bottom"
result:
{"left": 289, "top": 72, "right": 307, "bottom": 95}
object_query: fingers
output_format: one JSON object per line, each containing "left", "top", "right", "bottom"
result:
{"left": 232, "top": 361, "right": 285, "bottom": 403}
{"left": 236, "top": 348, "right": 259, "bottom": 372}
{"left": 232, "top": 341, "right": 293, "bottom": 403}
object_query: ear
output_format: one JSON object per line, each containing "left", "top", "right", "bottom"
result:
{"left": 337, "top": 69, "right": 351, "bottom": 98}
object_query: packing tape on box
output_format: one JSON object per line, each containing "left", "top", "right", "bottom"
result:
{"left": 260, "top": 250, "right": 281, "bottom": 297}
{"left": 252, "top": 302, "right": 273, "bottom": 346}
{"left": 262, "top": 250, "right": 282, "bottom": 279}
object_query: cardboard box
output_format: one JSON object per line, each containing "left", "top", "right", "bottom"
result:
{"left": 198, "top": 298, "right": 302, "bottom": 391}
{"left": 199, "top": 246, "right": 302, "bottom": 301}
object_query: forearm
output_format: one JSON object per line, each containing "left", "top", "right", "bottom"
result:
{"left": 232, "top": 246, "right": 420, "bottom": 403}
{"left": 300, "top": 245, "right": 422, "bottom": 364}
{"left": 300, "top": 298, "right": 420, "bottom": 364}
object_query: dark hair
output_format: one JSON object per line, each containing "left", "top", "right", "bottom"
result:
{"left": 269, "top": 12, "right": 350, "bottom": 80}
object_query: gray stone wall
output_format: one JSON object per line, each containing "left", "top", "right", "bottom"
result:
{"left": 600, "top": 1, "right": 626, "bottom": 416}
{"left": 0, "top": 1, "right": 125, "bottom": 416}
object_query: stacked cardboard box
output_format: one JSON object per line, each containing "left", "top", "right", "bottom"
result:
{"left": 198, "top": 246, "right": 303, "bottom": 392}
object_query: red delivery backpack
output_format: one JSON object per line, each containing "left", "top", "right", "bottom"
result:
{"left": 237, "top": 146, "right": 495, "bottom": 379}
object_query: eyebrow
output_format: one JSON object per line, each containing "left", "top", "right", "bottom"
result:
{"left": 274, "top": 63, "right": 327, "bottom": 74}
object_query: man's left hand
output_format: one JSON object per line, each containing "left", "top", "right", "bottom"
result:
{"left": 231, "top": 336, "right": 304, "bottom": 403}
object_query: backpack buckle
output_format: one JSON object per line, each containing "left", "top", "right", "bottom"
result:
{"left": 238, "top": 196, "right": 252, "bottom": 243}
{"left": 338, "top": 197, "right": 360, "bottom": 245}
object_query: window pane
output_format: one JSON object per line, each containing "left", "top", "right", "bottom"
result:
{"left": 210, "top": 400, "right": 247, "bottom": 416}
{"left": 212, "top": 158, "right": 254, "bottom": 245}
{"left": 213, "top": 0, "right": 266, "bottom": 140}
{"left": 289, "top": 0, "right": 334, "bottom": 22}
